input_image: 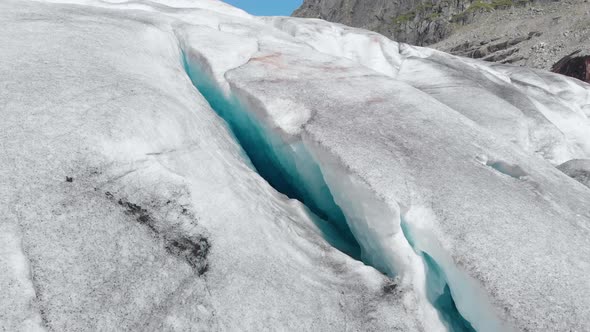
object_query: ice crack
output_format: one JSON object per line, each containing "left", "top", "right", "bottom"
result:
{"left": 179, "top": 46, "right": 485, "bottom": 332}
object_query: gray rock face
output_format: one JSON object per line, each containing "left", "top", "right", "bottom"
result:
{"left": 434, "top": 0, "right": 590, "bottom": 70}
{"left": 558, "top": 159, "right": 590, "bottom": 188}
{"left": 294, "top": 0, "right": 590, "bottom": 71}
{"left": 293, "top": 0, "right": 461, "bottom": 45}
{"left": 447, "top": 32, "right": 541, "bottom": 64}
{"left": 551, "top": 50, "right": 590, "bottom": 83}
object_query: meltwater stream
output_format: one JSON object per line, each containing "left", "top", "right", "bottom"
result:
{"left": 181, "top": 51, "right": 475, "bottom": 332}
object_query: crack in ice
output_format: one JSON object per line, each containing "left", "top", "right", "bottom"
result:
{"left": 179, "top": 45, "right": 484, "bottom": 332}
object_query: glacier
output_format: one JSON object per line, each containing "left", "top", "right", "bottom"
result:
{"left": 1, "top": 0, "right": 590, "bottom": 331}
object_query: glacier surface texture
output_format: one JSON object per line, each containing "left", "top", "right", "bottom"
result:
{"left": 1, "top": 0, "right": 590, "bottom": 331}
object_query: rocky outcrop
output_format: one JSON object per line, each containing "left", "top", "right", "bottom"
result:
{"left": 448, "top": 32, "right": 541, "bottom": 64}
{"left": 551, "top": 50, "right": 590, "bottom": 82}
{"left": 434, "top": 0, "right": 590, "bottom": 72}
{"left": 292, "top": 0, "right": 548, "bottom": 46}
{"left": 292, "top": 0, "right": 456, "bottom": 46}
{"left": 558, "top": 159, "right": 590, "bottom": 188}
{"left": 294, "top": 0, "right": 590, "bottom": 73}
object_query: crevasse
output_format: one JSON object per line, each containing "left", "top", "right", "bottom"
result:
{"left": 180, "top": 48, "right": 478, "bottom": 332}
{"left": 307, "top": 146, "right": 475, "bottom": 332}
{"left": 180, "top": 51, "right": 361, "bottom": 259}
{"left": 400, "top": 210, "right": 508, "bottom": 332}
{"left": 400, "top": 219, "right": 476, "bottom": 332}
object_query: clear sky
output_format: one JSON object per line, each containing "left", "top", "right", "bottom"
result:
{"left": 221, "top": 0, "right": 303, "bottom": 16}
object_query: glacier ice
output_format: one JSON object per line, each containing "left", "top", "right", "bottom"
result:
{"left": 0, "top": 2, "right": 415, "bottom": 330}
{"left": 0, "top": 223, "right": 45, "bottom": 331}
{"left": 181, "top": 51, "right": 361, "bottom": 259}
{"left": 181, "top": 45, "right": 466, "bottom": 331}
{"left": 1, "top": 0, "right": 590, "bottom": 331}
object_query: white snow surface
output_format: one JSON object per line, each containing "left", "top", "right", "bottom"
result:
{"left": 1, "top": 0, "right": 590, "bottom": 331}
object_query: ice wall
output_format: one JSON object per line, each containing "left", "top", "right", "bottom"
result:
{"left": 179, "top": 47, "right": 493, "bottom": 332}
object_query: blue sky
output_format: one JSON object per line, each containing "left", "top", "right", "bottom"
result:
{"left": 221, "top": 0, "right": 303, "bottom": 16}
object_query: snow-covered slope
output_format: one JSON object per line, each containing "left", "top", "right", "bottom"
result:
{"left": 1, "top": 1, "right": 589, "bottom": 331}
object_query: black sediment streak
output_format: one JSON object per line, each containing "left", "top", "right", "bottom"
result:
{"left": 106, "top": 191, "right": 209, "bottom": 275}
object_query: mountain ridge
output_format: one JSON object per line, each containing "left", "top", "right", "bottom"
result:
{"left": 293, "top": 0, "right": 590, "bottom": 71}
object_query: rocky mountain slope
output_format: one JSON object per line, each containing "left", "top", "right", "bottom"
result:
{"left": 293, "top": 0, "right": 590, "bottom": 71}
{"left": 2, "top": 0, "right": 590, "bottom": 331}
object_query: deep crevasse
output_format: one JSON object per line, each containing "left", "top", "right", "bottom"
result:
{"left": 179, "top": 46, "right": 484, "bottom": 332}
{"left": 180, "top": 50, "right": 362, "bottom": 260}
